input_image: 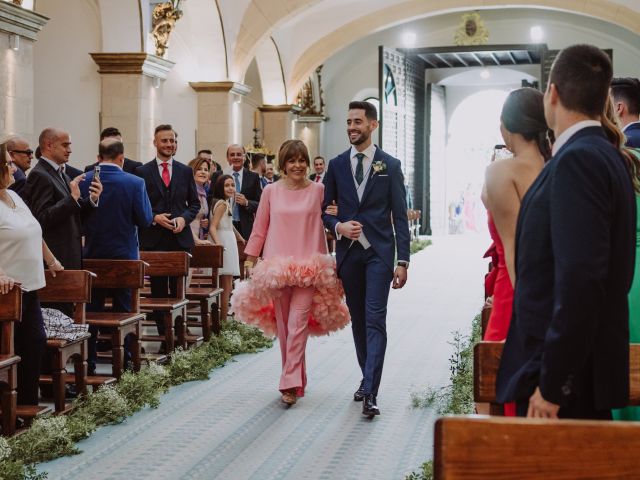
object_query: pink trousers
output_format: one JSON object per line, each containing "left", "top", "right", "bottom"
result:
{"left": 274, "top": 286, "right": 313, "bottom": 396}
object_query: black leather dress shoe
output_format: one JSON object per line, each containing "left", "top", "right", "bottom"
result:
{"left": 362, "top": 394, "right": 380, "bottom": 417}
{"left": 353, "top": 380, "right": 365, "bottom": 402}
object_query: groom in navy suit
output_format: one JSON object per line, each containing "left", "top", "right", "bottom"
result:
{"left": 323, "top": 101, "right": 410, "bottom": 417}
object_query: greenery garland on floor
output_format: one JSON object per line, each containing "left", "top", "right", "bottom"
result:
{"left": 404, "top": 313, "right": 482, "bottom": 480}
{"left": 0, "top": 320, "right": 272, "bottom": 480}
{"left": 410, "top": 238, "right": 432, "bottom": 255}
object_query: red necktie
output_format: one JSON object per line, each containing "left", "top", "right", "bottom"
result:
{"left": 161, "top": 162, "right": 170, "bottom": 187}
{"left": 315, "top": 175, "right": 321, "bottom": 183}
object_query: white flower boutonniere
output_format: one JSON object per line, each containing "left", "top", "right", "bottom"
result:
{"left": 372, "top": 160, "right": 387, "bottom": 174}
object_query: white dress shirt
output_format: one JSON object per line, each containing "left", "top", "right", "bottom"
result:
{"left": 226, "top": 166, "right": 244, "bottom": 187}
{"left": 156, "top": 157, "right": 174, "bottom": 181}
{"left": 552, "top": 120, "right": 602, "bottom": 155}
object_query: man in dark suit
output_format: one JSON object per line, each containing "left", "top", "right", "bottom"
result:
{"left": 85, "top": 127, "right": 143, "bottom": 175}
{"left": 309, "top": 156, "right": 326, "bottom": 183}
{"left": 6, "top": 136, "right": 33, "bottom": 196}
{"left": 496, "top": 45, "right": 636, "bottom": 420}
{"left": 135, "top": 124, "right": 200, "bottom": 341}
{"left": 322, "top": 101, "right": 410, "bottom": 417}
{"left": 81, "top": 138, "right": 153, "bottom": 373}
{"left": 611, "top": 77, "right": 640, "bottom": 148}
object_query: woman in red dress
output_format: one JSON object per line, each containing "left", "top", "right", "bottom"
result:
{"left": 482, "top": 88, "right": 551, "bottom": 415}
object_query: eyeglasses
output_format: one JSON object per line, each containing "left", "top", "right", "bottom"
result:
{"left": 9, "top": 149, "right": 33, "bottom": 156}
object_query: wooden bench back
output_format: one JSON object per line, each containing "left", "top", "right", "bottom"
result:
{"left": 38, "top": 270, "right": 95, "bottom": 324}
{"left": 474, "top": 341, "right": 640, "bottom": 405}
{"left": 434, "top": 416, "right": 640, "bottom": 479}
{"left": 139, "top": 251, "right": 190, "bottom": 277}
{"left": 83, "top": 259, "right": 147, "bottom": 312}
{"left": 190, "top": 245, "right": 223, "bottom": 269}
{"left": 0, "top": 287, "right": 21, "bottom": 356}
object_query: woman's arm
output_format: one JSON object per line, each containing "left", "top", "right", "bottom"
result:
{"left": 208, "top": 202, "right": 226, "bottom": 245}
{"left": 42, "top": 240, "right": 64, "bottom": 276}
{"left": 0, "top": 267, "right": 15, "bottom": 294}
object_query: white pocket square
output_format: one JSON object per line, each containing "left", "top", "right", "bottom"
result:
{"left": 377, "top": 174, "right": 389, "bottom": 177}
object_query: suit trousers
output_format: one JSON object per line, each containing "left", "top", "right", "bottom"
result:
{"left": 275, "top": 286, "right": 314, "bottom": 395}
{"left": 15, "top": 291, "right": 46, "bottom": 405}
{"left": 339, "top": 244, "right": 393, "bottom": 396}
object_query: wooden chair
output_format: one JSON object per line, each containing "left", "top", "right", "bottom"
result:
{"left": 237, "top": 241, "right": 247, "bottom": 279}
{"left": 0, "top": 287, "right": 21, "bottom": 435}
{"left": 82, "top": 259, "right": 147, "bottom": 379}
{"left": 186, "top": 245, "right": 224, "bottom": 339}
{"left": 139, "top": 251, "right": 190, "bottom": 353}
{"left": 38, "top": 270, "right": 115, "bottom": 413}
{"left": 434, "top": 416, "right": 640, "bottom": 479}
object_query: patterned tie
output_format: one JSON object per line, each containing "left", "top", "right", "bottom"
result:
{"left": 233, "top": 172, "right": 241, "bottom": 221}
{"left": 161, "top": 162, "right": 170, "bottom": 187}
{"left": 355, "top": 153, "right": 365, "bottom": 186}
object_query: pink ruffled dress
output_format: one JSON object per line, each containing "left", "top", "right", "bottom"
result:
{"left": 230, "top": 181, "right": 350, "bottom": 337}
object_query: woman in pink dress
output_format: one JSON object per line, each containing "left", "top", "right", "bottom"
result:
{"left": 231, "top": 140, "right": 350, "bottom": 406}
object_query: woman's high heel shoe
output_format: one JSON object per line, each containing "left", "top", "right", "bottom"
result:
{"left": 281, "top": 389, "right": 297, "bottom": 405}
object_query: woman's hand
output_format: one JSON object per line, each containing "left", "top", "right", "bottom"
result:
{"left": 0, "top": 273, "right": 15, "bottom": 294}
{"left": 200, "top": 218, "right": 209, "bottom": 230}
{"left": 325, "top": 201, "right": 338, "bottom": 217}
{"left": 195, "top": 238, "right": 212, "bottom": 246}
{"left": 47, "top": 259, "right": 64, "bottom": 277}
{"left": 238, "top": 236, "right": 246, "bottom": 245}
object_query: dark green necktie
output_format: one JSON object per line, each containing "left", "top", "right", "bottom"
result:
{"left": 355, "top": 153, "right": 365, "bottom": 185}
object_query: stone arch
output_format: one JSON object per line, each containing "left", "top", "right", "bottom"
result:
{"left": 287, "top": 0, "right": 640, "bottom": 102}
{"left": 254, "top": 37, "right": 287, "bottom": 105}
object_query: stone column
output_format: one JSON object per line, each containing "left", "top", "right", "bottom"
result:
{"left": 293, "top": 114, "right": 326, "bottom": 159}
{"left": 189, "top": 82, "right": 251, "bottom": 161}
{"left": 90, "top": 53, "right": 174, "bottom": 162}
{"left": 0, "top": 2, "right": 47, "bottom": 141}
{"left": 259, "top": 105, "right": 301, "bottom": 156}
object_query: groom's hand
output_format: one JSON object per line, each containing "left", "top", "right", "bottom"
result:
{"left": 527, "top": 387, "right": 560, "bottom": 418}
{"left": 337, "top": 221, "right": 362, "bottom": 240}
{"left": 393, "top": 266, "right": 407, "bottom": 289}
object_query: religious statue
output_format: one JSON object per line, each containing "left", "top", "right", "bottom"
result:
{"left": 454, "top": 12, "right": 489, "bottom": 46}
{"left": 151, "top": 1, "right": 183, "bottom": 57}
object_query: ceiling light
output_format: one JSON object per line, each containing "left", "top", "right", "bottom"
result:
{"left": 530, "top": 26, "right": 544, "bottom": 42}
{"left": 480, "top": 69, "right": 490, "bottom": 80}
{"left": 402, "top": 31, "right": 417, "bottom": 47}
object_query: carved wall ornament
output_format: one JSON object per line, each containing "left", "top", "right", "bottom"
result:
{"left": 454, "top": 12, "right": 489, "bottom": 46}
{"left": 296, "top": 65, "right": 326, "bottom": 116}
{"left": 151, "top": 0, "right": 184, "bottom": 57}
{"left": 12, "top": 0, "right": 23, "bottom": 6}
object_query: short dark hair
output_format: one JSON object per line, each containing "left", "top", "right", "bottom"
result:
{"left": 154, "top": 124, "right": 174, "bottom": 136}
{"left": 277, "top": 139, "right": 310, "bottom": 174}
{"left": 611, "top": 77, "right": 640, "bottom": 116}
{"left": 100, "top": 127, "right": 122, "bottom": 140}
{"left": 313, "top": 156, "right": 325, "bottom": 164}
{"left": 198, "top": 149, "right": 212, "bottom": 156}
{"left": 549, "top": 44, "right": 613, "bottom": 117}
{"left": 250, "top": 153, "right": 266, "bottom": 169}
{"left": 349, "top": 101, "right": 377, "bottom": 121}
{"left": 99, "top": 140, "right": 124, "bottom": 161}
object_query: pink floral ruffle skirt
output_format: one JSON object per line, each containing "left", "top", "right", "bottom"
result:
{"left": 230, "top": 254, "right": 351, "bottom": 337}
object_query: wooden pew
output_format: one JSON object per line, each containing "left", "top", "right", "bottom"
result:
{"left": 434, "top": 416, "right": 640, "bottom": 479}
{"left": 0, "top": 287, "right": 21, "bottom": 435}
{"left": 237, "top": 241, "right": 247, "bottom": 280}
{"left": 38, "top": 270, "right": 115, "bottom": 413}
{"left": 82, "top": 259, "right": 146, "bottom": 379}
{"left": 186, "top": 245, "right": 224, "bottom": 339}
{"left": 474, "top": 341, "right": 640, "bottom": 407}
{"left": 139, "top": 251, "right": 190, "bottom": 353}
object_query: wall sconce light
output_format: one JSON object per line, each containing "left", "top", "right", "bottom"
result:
{"left": 8, "top": 34, "right": 19, "bottom": 51}
{"left": 152, "top": 77, "right": 161, "bottom": 89}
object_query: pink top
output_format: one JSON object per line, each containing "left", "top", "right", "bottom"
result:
{"left": 244, "top": 181, "right": 327, "bottom": 260}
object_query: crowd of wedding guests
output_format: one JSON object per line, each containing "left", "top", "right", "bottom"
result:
{"left": 482, "top": 44, "right": 640, "bottom": 420}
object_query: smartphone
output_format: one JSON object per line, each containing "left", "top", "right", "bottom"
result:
{"left": 172, "top": 219, "right": 177, "bottom": 229}
{"left": 93, "top": 165, "right": 101, "bottom": 182}
{"left": 493, "top": 144, "right": 510, "bottom": 162}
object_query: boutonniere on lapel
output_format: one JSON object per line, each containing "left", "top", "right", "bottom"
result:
{"left": 372, "top": 160, "right": 387, "bottom": 175}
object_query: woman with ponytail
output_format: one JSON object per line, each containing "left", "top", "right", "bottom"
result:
{"left": 481, "top": 88, "right": 550, "bottom": 415}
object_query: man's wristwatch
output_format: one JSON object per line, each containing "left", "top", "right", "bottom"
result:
{"left": 397, "top": 260, "right": 409, "bottom": 270}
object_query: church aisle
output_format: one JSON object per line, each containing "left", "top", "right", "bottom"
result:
{"left": 39, "top": 234, "right": 488, "bottom": 480}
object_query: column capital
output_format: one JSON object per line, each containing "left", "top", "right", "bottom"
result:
{"left": 90, "top": 53, "right": 175, "bottom": 80}
{"left": 0, "top": 1, "right": 48, "bottom": 40}
{"left": 259, "top": 104, "right": 302, "bottom": 114}
{"left": 189, "top": 81, "right": 251, "bottom": 96}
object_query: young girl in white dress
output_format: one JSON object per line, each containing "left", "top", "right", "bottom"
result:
{"left": 208, "top": 174, "right": 245, "bottom": 321}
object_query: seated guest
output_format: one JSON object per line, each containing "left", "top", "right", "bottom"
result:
{"left": 496, "top": 44, "right": 636, "bottom": 420}
{"left": 0, "top": 140, "right": 63, "bottom": 405}
{"left": 85, "top": 127, "right": 143, "bottom": 175}
{"left": 190, "top": 156, "right": 212, "bottom": 246}
{"left": 611, "top": 78, "right": 640, "bottom": 147}
{"left": 309, "top": 155, "right": 326, "bottom": 183}
{"left": 6, "top": 136, "right": 33, "bottom": 196}
{"left": 80, "top": 138, "right": 153, "bottom": 374}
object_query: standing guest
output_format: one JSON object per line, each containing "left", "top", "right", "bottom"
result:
{"left": 197, "top": 149, "right": 222, "bottom": 175}
{"left": 232, "top": 140, "right": 349, "bottom": 406}
{"left": 135, "top": 124, "right": 200, "bottom": 344}
{"left": 480, "top": 88, "right": 550, "bottom": 416}
{"left": 496, "top": 44, "right": 636, "bottom": 420}
{"left": 0, "top": 141, "right": 63, "bottom": 405}
{"left": 209, "top": 174, "right": 244, "bottom": 322}
{"left": 265, "top": 162, "right": 279, "bottom": 184}
{"left": 611, "top": 77, "right": 640, "bottom": 147}
{"left": 6, "top": 136, "right": 33, "bottom": 196}
{"left": 190, "top": 156, "right": 212, "bottom": 245}
{"left": 322, "top": 101, "right": 410, "bottom": 417}
{"left": 80, "top": 138, "right": 153, "bottom": 375}
{"left": 84, "top": 127, "right": 143, "bottom": 175}
{"left": 250, "top": 153, "right": 268, "bottom": 189}
{"left": 309, "top": 156, "right": 326, "bottom": 183}
{"left": 62, "top": 163, "right": 83, "bottom": 180}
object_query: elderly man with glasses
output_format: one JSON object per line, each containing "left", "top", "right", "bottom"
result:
{"left": 7, "top": 136, "right": 34, "bottom": 196}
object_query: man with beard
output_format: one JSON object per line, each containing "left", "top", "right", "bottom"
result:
{"left": 322, "top": 101, "right": 410, "bottom": 417}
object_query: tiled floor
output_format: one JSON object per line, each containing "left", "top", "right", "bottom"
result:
{"left": 38, "top": 234, "right": 488, "bottom": 480}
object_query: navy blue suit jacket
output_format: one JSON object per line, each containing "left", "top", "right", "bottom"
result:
{"left": 496, "top": 126, "right": 636, "bottom": 410}
{"left": 9, "top": 167, "right": 26, "bottom": 196}
{"left": 322, "top": 147, "right": 410, "bottom": 274}
{"left": 135, "top": 159, "right": 200, "bottom": 250}
{"left": 80, "top": 164, "right": 153, "bottom": 259}
{"left": 624, "top": 122, "right": 640, "bottom": 148}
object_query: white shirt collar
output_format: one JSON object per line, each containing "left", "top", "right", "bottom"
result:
{"left": 41, "top": 156, "right": 63, "bottom": 172}
{"left": 156, "top": 157, "right": 173, "bottom": 167}
{"left": 100, "top": 162, "right": 122, "bottom": 170}
{"left": 552, "top": 120, "right": 602, "bottom": 155}
{"left": 350, "top": 143, "right": 377, "bottom": 162}
{"left": 624, "top": 120, "right": 640, "bottom": 132}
